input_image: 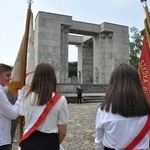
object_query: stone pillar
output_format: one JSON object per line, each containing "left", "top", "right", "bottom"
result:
{"left": 60, "top": 25, "right": 69, "bottom": 83}
{"left": 78, "top": 42, "right": 93, "bottom": 84}
{"left": 93, "top": 23, "right": 129, "bottom": 85}
{"left": 78, "top": 44, "right": 82, "bottom": 84}
{"left": 112, "top": 27, "right": 130, "bottom": 67}
{"left": 93, "top": 33, "right": 107, "bottom": 85}
{"left": 34, "top": 12, "right": 72, "bottom": 83}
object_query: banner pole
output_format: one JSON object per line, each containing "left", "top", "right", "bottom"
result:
{"left": 141, "top": 0, "right": 150, "bottom": 31}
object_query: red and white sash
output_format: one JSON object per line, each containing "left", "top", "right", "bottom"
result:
{"left": 19, "top": 93, "right": 61, "bottom": 147}
{"left": 125, "top": 115, "right": 150, "bottom": 150}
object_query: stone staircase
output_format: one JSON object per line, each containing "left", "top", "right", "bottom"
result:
{"left": 62, "top": 93, "right": 105, "bottom": 103}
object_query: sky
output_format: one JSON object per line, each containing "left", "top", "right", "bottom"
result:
{"left": 0, "top": 0, "right": 149, "bottom": 65}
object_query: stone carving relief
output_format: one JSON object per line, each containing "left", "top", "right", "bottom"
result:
{"left": 114, "top": 58, "right": 129, "bottom": 67}
{"left": 95, "top": 67, "right": 99, "bottom": 84}
{"left": 71, "top": 76, "right": 78, "bottom": 84}
{"left": 78, "top": 70, "right": 81, "bottom": 78}
{"left": 38, "top": 51, "right": 60, "bottom": 70}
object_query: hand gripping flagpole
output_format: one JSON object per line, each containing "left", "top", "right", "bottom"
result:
{"left": 141, "top": 0, "right": 150, "bottom": 31}
{"left": 19, "top": 0, "right": 33, "bottom": 139}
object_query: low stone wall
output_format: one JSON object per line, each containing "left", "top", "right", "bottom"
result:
{"left": 57, "top": 84, "right": 108, "bottom": 93}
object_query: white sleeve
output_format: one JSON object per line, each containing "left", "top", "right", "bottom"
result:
{"left": 95, "top": 108, "right": 104, "bottom": 150}
{"left": 58, "top": 96, "right": 69, "bottom": 125}
{"left": 0, "top": 89, "right": 21, "bottom": 119}
{"left": 19, "top": 99, "right": 25, "bottom": 116}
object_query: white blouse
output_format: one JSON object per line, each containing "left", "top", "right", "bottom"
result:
{"left": 95, "top": 107, "right": 149, "bottom": 150}
{"left": 0, "top": 85, "right": 21, "bottom": 146}
{"left": 19, "top": 92, "right": 69, "bottom": 133}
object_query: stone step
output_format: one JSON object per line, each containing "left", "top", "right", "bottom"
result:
{"left": 83, "top": 96, "right": 104, "bottom": 103}
{"left": 62, "top": 93, "right": 105, "bottom": 103}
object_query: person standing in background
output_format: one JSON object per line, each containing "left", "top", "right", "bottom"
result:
{"left": 19, "top": 62, "right": 69, "bottom": 150}
{"left": 0, "top": 63, "right": 25, "bottom": 150}
{"left": 76, "top": 85, "right": 83, "bottom": 104}
{"left": 95, "top": 63, "right": 150, "bottom": 150}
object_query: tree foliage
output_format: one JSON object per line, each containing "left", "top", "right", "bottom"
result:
{"left": 68, "top": 62, "right": 77, "bottom": 77}
{"left": 129, "top": 27, "right": 144, "bottom": 69}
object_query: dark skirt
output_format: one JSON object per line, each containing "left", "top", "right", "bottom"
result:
{"left": 104, "top": 147, "right": 115, "bottom": 150}
{"left": 21, "top": 130, "right": 59, "bottom": 150}
{"left": 0, "top": 144, "right": 11, "bottom": 150}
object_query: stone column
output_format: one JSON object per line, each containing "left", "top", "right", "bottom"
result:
{"left": 77, "top": 44, "right": 82, "bottom": 84}
{"left": 93, "top": 23, "right": 129, "bottom": 85}
{"left": 93, "top": 33, "right": 106, "bottom": 85}
{"left": 78, "top": 41, "right": 93, "bottom": 84}
{"left": 34, "top": 12, "right": 72, "bottom": 83}
{"left": 60, "top": 25, "right": 69, "bottom": 83}
{"left": 93, "top": 32, "right": 114, "bottom": 84}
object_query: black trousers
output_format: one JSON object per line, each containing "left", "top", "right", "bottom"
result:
{"left": 0, "top": 145, "right": 11, "bottom": 150}
{"left": 21, "top": 130, "right": 59, "bottom": 150}
{"left": 77, "top": 94, "right": 82, "bottom": 104}
{"left": 104, "top": 147, "right": 115, "bottom": 150}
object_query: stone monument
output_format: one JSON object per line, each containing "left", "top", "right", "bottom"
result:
{"left": 34, "top": 11, "right": 129, "bottom": 93}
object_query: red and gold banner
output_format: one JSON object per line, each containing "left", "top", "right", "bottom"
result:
{"left": 138, "top": 21, "right": 150, "bottom": 103}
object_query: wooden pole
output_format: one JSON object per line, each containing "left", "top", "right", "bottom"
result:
{"left": 141, "top": 0, "right": 150, "bottom": 31}
{"left": 19, "top": 1, "right": 32, "bottom": 139}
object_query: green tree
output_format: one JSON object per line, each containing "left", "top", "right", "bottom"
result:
{"left": 68, "top": 62, "right": 77, "bottom": 77}
{"left": 129, "top": 27, "right": 143, "bottom": 69}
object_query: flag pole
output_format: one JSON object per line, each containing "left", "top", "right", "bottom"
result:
{"left": 141, "top": 0, "right": 150, "bottom": 31}
{"left": 19, "top": 0, "right": 33, "bottom": 138}
{"left": 21, "top": 0, "right": 32, "bottom": 87}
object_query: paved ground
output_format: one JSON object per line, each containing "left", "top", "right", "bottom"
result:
{"left": 12, "top": 103, "right": 100, "bottom": 150}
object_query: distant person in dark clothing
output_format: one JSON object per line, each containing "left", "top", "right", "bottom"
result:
{"left": 76, "top": 85, "right": 83, "bottom": 104}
